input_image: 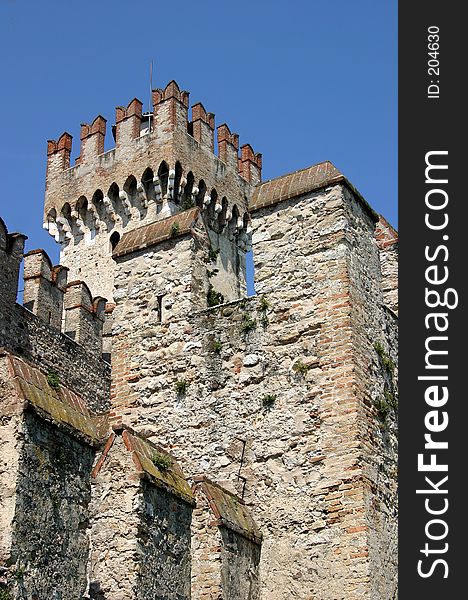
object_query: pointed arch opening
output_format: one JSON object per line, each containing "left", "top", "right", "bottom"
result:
{"left": 174, "top": 161, "right": 183, "bottom": 203}
{"left": 196, "top": 179, "right": 206, "bottom": 208}
{"left": 158, "top": 161, "right": 169, "bottom": 198}
{"left": 141, "top": 168, "right": 155, "bottom": 203}
{"left": 110, "top": 231, "right": 120, "bottom": 252}
{"left": 182, "top": 171, "right": 195, "bottom": 209}
{"left": 218, "top": 197, "right": 228, "bottom": 228}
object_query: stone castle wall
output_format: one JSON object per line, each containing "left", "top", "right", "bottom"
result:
{"left": 11, "top": 411, "right": 95, "bottom": 598}
{"left": 1, "top": 79, "right": 398, "bottom": 599}
{"left": 109, "top": 179, "right": 398, "bottom": 599}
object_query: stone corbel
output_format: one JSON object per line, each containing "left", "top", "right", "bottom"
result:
{"left": 119, "top": 190, "right": 132, "bottom": 216}
{"left": 103, "top": 195, "right": 116, "bottom": 221}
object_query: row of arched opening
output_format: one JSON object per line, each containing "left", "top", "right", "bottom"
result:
{"left": 44, "top": 160, "right": 251, "bottom": 249}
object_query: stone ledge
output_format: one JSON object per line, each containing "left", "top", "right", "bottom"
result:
{"left": 112, "top": 207, "right": 199, "bottom": 259}
{"left": 7, "top": 353, "right": 109, "bottom": 446}
{"left": 193, "top": 475, "right": 262, "bottom": 544}
{"left": 121, "top": 427, "right": 196, "bottom": 506}
{"left": 251, "top": 160, "right": 378, "bottom": 222}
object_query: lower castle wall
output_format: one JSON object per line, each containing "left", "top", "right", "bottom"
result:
{"left": 191, "top": 499, "right": 223, "bottom": 599}
{"left": 89, "top": 434, "right": 144, "bottom": 599}
{"left": 10, "top": 410, "right": 95, "bottom": 599}
{"left": 136, "top": 482, "right": 192, "bottom": 600}
{"left": 0, "top": 356, "right": 21, "bottom": 568}
{"left": 89, "top": 435, "right": 193, "bottom": 600}
{"left": 368, "top": 307, "right": 398, "bottom": 600}
{"left": 342, "top": 189, "right": 398, "bottom": 599}
{"left": 220, "top": 528, "right": 261, "bottom": 600}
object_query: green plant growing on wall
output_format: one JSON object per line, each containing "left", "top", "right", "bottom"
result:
{"left": 293, "top": 361, "right": 309, "bottom": 377}
{"left": 182, "top": 197, "right": 195, "bottom": 210}
{"left": 151, "top": 452, "right": 172, "bottom": 471}
{"left": 207, "top": 284, "right": 224, "bottom": 307}
{"left": 206, "top": 268, "right": 219, "bottom": 279}
{"left": 170, "top": 222, "right": 180, "bottom": 237}
{"left": 47, "top": 369, "right": 60, "bottom": 390}
{"left": 373, "top": 395, "right": 391, "bottom": 423}
{"left": 212, "top": 340, "right": 222, "bottom": 354}
{"left": 240, "top": 313, "right": 257, "bottom": 333}
{"left": 258, "top": 296, "right": 269, "bottom": 312}
{"left": 384, "top": 389, "right": 398, "bottom": 412}
{"left": 13, "top": 566, "right": 25, "bottom": 580}
{"left": 374, "top": 342, "right": 395, "bottom": 375}
{"left": 373, "top": 341, "right": 398, "bottom": 430}
{"left": 175, "top": 379, "right": 189, "bottom": 395}
{"left": 262, "top": 394, "right": 276, "bottom": 409}
{"left": 208, "top": 247, "right": 219, "bottom": 262}
{"left": 258, "top": 295, "right": 270, "bottom": 327}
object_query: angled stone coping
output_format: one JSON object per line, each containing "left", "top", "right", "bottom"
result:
{"left": 193, "top": 476, "right": 262, "bottom": 544}
{"left": 112, "top": 207, "right": 200, "bottom": 259}
{"left": 8, "top": 353, "right": 108, "bottom": 446}
{"left": 250, "top": 160, "right": 378, "bottom": 222}
{"left": 121, "top": 428, "right": 195, "bottom": 506}
{"left": 375, "top": 214, "right": 399, "bottom": 249}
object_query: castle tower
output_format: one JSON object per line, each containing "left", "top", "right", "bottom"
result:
{"left": 44, "top": 81, "right": 261, "bottom": 305}
{"left": 41, "top": 81, "right": 398, "bottom": 599}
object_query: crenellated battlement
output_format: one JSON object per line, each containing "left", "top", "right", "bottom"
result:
{"left": 44, "top": 80, "right": 258, "bottom": 302}
{"left": 0, "top": 217, "right": 27, "bottom": 307}
{"left": 0, "top": 218, "right": 107, "bottom": 359}
{"left": 76, "top": 115, "right": 107, "bottom": 165}
{"left": 45, "top": 80, "right": 260, "bottom": 232}
{"left": 63, "top": 280, "right": 107, "bottom": 353}
{"left": 23, "top": 249, "right": 69, "bottom": 329}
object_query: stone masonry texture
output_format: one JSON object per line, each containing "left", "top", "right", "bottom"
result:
{"left": 0, "top": 79, "right": 398, "bottom": 599}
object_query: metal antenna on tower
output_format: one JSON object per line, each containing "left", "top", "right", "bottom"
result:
{"left": 148, "top": 60, "right": 153, "bottom": 133}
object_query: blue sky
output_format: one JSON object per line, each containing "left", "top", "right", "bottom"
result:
{"left": 0, "top": 0, "right": 397, "bottom": 266}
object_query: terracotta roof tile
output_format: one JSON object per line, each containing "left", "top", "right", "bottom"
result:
{"left": 194, "top": 476, "right": 262, "bottom": 543}
{"left": 250, "top": 161, "right": 379, "bottom": 223}
{"left": 9, "top": 354, "right": 108, "bottom": 445}
{"left": 113, "top": 207, "right": 199, "bottom": 259}
{"left": 250, "top": 161, "right": 343, "bottom": 212}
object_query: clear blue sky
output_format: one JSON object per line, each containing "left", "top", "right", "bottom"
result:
{"left": 0, "top": 0, "right": 397, "bottom": 265}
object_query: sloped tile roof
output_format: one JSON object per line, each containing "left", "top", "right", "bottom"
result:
{"left": 113, "top": 207, "right": 199, "bottom": 258}
{"left": 9, "top": 354, "right": 108, "bottom": 445}
{"left": 194, "top": 476, "right": 262, "bottom": 544}
{"left": 122, "top": 429, "right": 195, "bottom": 505}
{"left": 250, "top": 160, "right": 378, "bottom": 221}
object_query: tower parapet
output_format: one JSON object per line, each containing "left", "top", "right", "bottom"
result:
{"left": 0, "top": 217, "right": 27, "bottom": 308}
{"left": 23, "top": 249, "right": 68, "bottom": 329}
{"left": 64, "top": 281, "right": 107, "bottom": 354}
{"left": 44, "top": 80, "right": 260, "bottom": 301}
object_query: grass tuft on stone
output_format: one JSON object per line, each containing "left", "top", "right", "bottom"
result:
{"left": 151, "top": 452, "right": 172, "bottom": 471}
{"left": 240, "top": 314, "right": 257, "bottom": 334}
{"left": 207, "top": 284, "right": 224, "bottom": 307}
{"left": 175, "top": 379, "right": 189, "bottom": 395}
{"left": 47, "top": 369, "right": 60, "bottom": 390}
{"left": 293, "top": 361, "right": 309, "bottom": 376}
{"left": 212, "top": 340, "right": 222, "bottom": 354}
{"left": 262, "top": 394, "right": 276, "bottom": 410}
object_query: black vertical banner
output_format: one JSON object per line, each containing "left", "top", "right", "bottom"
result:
{"left": 399, "top": 3, "right": 467, "bottom": 598}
